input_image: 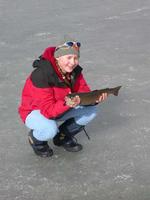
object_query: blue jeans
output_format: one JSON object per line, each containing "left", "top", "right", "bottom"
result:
{"left": 25, "top": 105, "right": 97, "bottom": 141}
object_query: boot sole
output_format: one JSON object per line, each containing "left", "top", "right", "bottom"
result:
{"left": 28, "top": 136, "right": 53, "bottom": 157}
{"left": 63, "top": 144, "right": 83, "bottom": 152}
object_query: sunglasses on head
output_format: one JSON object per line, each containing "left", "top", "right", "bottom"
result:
{"left": 64, "top": 41, "right": 81, "bottom": 48}
{"left": 56, "top": 41, "right": 81, "bottom": 51}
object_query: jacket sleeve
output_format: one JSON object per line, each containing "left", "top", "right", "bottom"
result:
{"left": 74, "top": 73, "right": 91, "bottom": 93}
{"left": 31, "top": 85, "right": 70, "bottom": 119}
{"left": 30, "top": 62, "right": 71, "bottom": 119}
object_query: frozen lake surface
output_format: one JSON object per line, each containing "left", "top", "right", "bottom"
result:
{"left": 0, "top": 0, "right": 150, "bottom": 199}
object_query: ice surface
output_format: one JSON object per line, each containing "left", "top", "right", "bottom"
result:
{"left": 0, "top": 0, "right": 150, "bottom": 199}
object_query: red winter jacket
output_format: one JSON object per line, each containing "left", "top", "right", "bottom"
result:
{"left": 18, "top": 47, "right": 91, "bottom": 123}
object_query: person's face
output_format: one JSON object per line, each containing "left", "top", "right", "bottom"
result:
{"left": 56, "top": 54, "right": 79, "bottom": 73}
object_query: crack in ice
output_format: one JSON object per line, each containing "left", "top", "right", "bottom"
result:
{"left": 105, "top": 7, "right": 150, "bottom": 20}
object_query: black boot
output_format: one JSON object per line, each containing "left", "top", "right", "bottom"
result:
{"left": 28, "top": 130, "right": 53, "bottom": 157}
{"left": 53, "top": 118, "right": 84, "bottom": 152}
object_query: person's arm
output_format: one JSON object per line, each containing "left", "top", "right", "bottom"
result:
{"left": 68, "top": 73, "right": 108, "bottom": 106}
{"left": 74, "top": 73, "right": 91, "bottom": 93}
{"left": 30, "top": 65, "right": 70, "bottom": 119}
{"left": 64, "top": 73, "right": 91, "bottom": 108}
{"left": 31, "top": 86, "right": 70, "bottom": 119}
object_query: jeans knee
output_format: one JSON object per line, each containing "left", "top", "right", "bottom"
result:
{"left": 44, "top": 125, "right": 58, "bottom": 140}
{"left": 87, "top": 105, "right": 97, "bottom": 120}
{"left": 33, "top": 122, "right": 58, "bottom": 141}
{"left": 91, "top": 105, "right": 97, "bottom": 115}
{"left": 75, "top": 105, "right": 98, "bottom": 125}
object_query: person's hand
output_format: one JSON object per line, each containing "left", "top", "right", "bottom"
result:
{"left": 96, "top": 92, "right": 108, "bottom": 103}
{"left": 65, "top": 95, "right": 80, "bottom": 107}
